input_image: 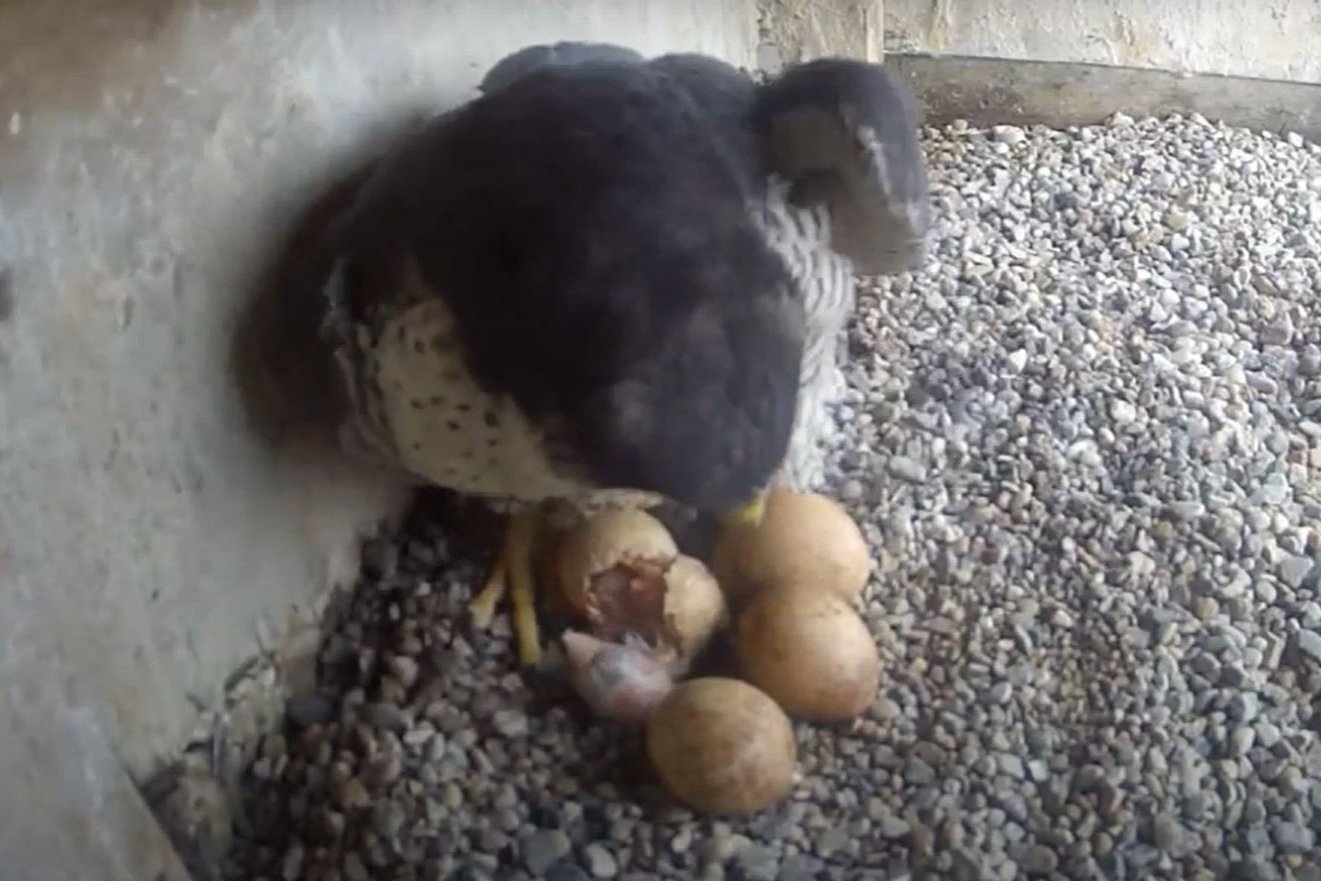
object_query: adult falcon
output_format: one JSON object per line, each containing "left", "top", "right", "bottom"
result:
{"left": 482, "top": 43, "right": 933, "bottom": 491}
{"left": 303, "top": 45, "right": 930, "bottom": 667}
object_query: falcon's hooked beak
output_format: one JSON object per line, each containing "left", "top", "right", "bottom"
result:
{"left": 756, "top": 60, "right": 932, "bottom": 275}
{"left": 720, "top": 489, "right": 769, "bottom": 529}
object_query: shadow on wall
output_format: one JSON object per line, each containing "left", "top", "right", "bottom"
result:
{"left": 226, "top": 111, "right": 429, "bottom": 462}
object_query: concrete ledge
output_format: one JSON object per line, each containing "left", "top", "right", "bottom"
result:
{"left": 888, "top": 53, "right": 1321, "bottom": 140}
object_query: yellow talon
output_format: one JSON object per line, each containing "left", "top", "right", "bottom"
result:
{"left": 468, "top": 556, "right": 507, "bottom": 630}
{"left": 466, "top": 508, "right": 544, "bottom": 666}
{"left": 506, "top": 510, "right": 543, "bottom": 666}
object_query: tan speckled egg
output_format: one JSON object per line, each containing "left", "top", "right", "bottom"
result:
{"left": 555, "top": 509, "right": 679, "bottom": 616}
{"left": 733, "top": 584, "right": 880, "bottom": 722}
{"left": 645, "top": 677, "right": 797, "bottom": 815}
{"left": 713, "top": 489, "right": 871, "bottom": 603}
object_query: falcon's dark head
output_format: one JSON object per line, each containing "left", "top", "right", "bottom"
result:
{"left": 754, "top": 58, "right": 932, "bottom": 275}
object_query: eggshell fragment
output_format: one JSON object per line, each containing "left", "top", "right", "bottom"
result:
{"left": 733, "top": 584, "right": 880, "bottom": 722}
{"left": 714, "top": 489, "right": 871, "bottom": 602}
{"left": 657, "top": 556, "right": 727, "bottom": 674}
{"left": 645, "top": 677, "right": 796, "bottom": 815}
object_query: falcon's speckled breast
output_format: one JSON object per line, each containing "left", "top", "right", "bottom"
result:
{"left": 371, "top": 296, "right": 589, "bottom": 502}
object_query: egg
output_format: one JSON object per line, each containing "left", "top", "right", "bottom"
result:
{"left": 645, "top": 677, "right": 797, "bottom": 815}
{"left": 713, "top": 489, "right": 870, "bottom": 602}
{"left": 733, "top": 584, "right": 880, "bottom": 722}
{"left": 557, "top": 508, "right": 679, "bottom": 618}
{"left": 555, "top": 510, "right": 727, "bottom": 674}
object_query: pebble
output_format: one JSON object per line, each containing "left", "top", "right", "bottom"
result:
{"left": 523, "top": 829, "right": 573, "bottom": 876}
{"left": 1020, "top": 844, "right": 1059, "bottom": 874}
{"left": 584, "top": 843, "right": 620, "bottom": 879}
{"left": 991, "top": 124, "right": 1027, "bottom": 145}
{"left": 1296, "top": 629, "right": 1321, "bottom": 662}
{"left": 887, "top": 455, "right": 927, "bottom": 483}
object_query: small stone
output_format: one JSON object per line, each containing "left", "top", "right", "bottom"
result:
{"left": 1296, "top": 629, "right": 1321, "bottom": 662}
{"left": 1020, "top": 844, "right": 1059, "bottom": 874}
{"left": 334, "top": 778, "right": 370, "bottom": 811}
{"left": 733, "top": 843, "right": 781, "bottom": 881}
{"left": 1110, "top": 399, "right": 1138, "bottom": 423}
{"left": 343, "top": 853, "right": 369, "bottom": 881}
{"left": 1229, "top": 726, "right": 1255, "bottom": 757}
{"left": 1151, "top": 813, "right": 1185, "bottom": 852}
{"left": 1168, "top": 500, "right": 1206, "bottom": 522}
{"left": 880, "top": 813, "right": 911, "bottom": 839}
{"left": 1227, "top": 691, "right": 1259, "bottom": 723}
{"left": 492, "top": 708, "right": 530, "bottom": 738}
{"left": 887, "top": 455, "right": 927, "bottom": 483}
{"left": 365, "top": 701, "right": 409, "bottom": 733}
{"left": 522, "top": 829, "right": 572, "bottom": 876}
{"left": 1163, "top": 208, "right": 1193, "bottom": 231}
{"left": 991, "top": 125, "right": 1026, "bottom": 145}
{"left": 281, "top": 842, "right": 305, "bottom": 881}
{"left": 1192, "top": 596, "right": 1219, "bottom": 621}
{"left": 584, "top": 843, "right": 619, "bottom": 879}
{"left": 814, "top": 826, "right": 849, "bottom": 858}
{"left": 388, "top": 655, "right": 420, "bottom": 689}
{"left": 1255, "top": 721, "right": 1282, "bottom": 748}
{"left": 1278, "top": 555, "right": 1313, "bottom": 588}
{"left": 997, "top": 753, "right": 1026, "bottom": 780}
{"left": 1272, "top": 821, "right": 1315, "bottom": 854}
{"left": 371, "top": 799, "right": 407, "bottom": 839}
{"left": 546, "top": 865, "right": 591, "bottom": 881}
{"left": 905, "top": 757, "right": 936, "bottom": 785}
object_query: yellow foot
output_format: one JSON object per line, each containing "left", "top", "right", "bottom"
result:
{"left": 466, "top": 509, "right": 543, "bottom": 667}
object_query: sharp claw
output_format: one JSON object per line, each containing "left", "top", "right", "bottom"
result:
{"left": 467, "top": 510, "right": 544, "bottom": 666}
{"left": 506, "top": 511, "right": 543, "bottom": 667}
{"left": 468, "top": 558, "right": 506, "bottom": 630}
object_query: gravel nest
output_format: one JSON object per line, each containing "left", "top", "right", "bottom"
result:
{"left": 226, "top": 113, "right": 1321, "bottom": 881}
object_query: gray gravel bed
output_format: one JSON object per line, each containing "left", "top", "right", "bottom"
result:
{"left": 227, "top": 113, "right": 1321, "bottom": 881}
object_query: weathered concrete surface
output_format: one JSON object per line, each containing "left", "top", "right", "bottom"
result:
{"left": 885, "top": 0, "right": 1321, "bottom": 84}
{"left": 0, "top": 590, "right": 195, "bottom": 881}
{"left": 890, "top": 54, "right": 1321, "bottom": 142}
{"left": 759, "top": 0, "right": 885, "bottom": 68}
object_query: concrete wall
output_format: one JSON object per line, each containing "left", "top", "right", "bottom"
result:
{"left": 886, "top": 0, "right": 1321, "bottom": 84}
{"left": 0, "top": 0, "right": 877, "bottom": 877}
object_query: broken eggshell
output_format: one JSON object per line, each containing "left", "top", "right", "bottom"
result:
{"left": 555, "top": 509, "right": 728, "bottom": 674}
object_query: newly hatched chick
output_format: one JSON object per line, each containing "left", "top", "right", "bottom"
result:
{"left": 562, "top": 631, "right": 674, "bottom": 724}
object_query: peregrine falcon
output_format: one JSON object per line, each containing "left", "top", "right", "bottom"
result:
{"left": 483, "top": 43, "right": 933, "bottom": 493}
{"left": 305, "top": 55, "right": 805, "bottom": 666}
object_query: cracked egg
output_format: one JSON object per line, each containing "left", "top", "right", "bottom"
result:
{"left": 555, "top": 509, "right": 728, "bottom": 675}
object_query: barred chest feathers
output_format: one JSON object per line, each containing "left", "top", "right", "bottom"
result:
{"left": 755, "top": 177, "right": 856, "bottom": 493}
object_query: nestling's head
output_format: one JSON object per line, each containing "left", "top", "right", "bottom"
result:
{"left": 754, "top": 58, "right": 932, "bottom": 275}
